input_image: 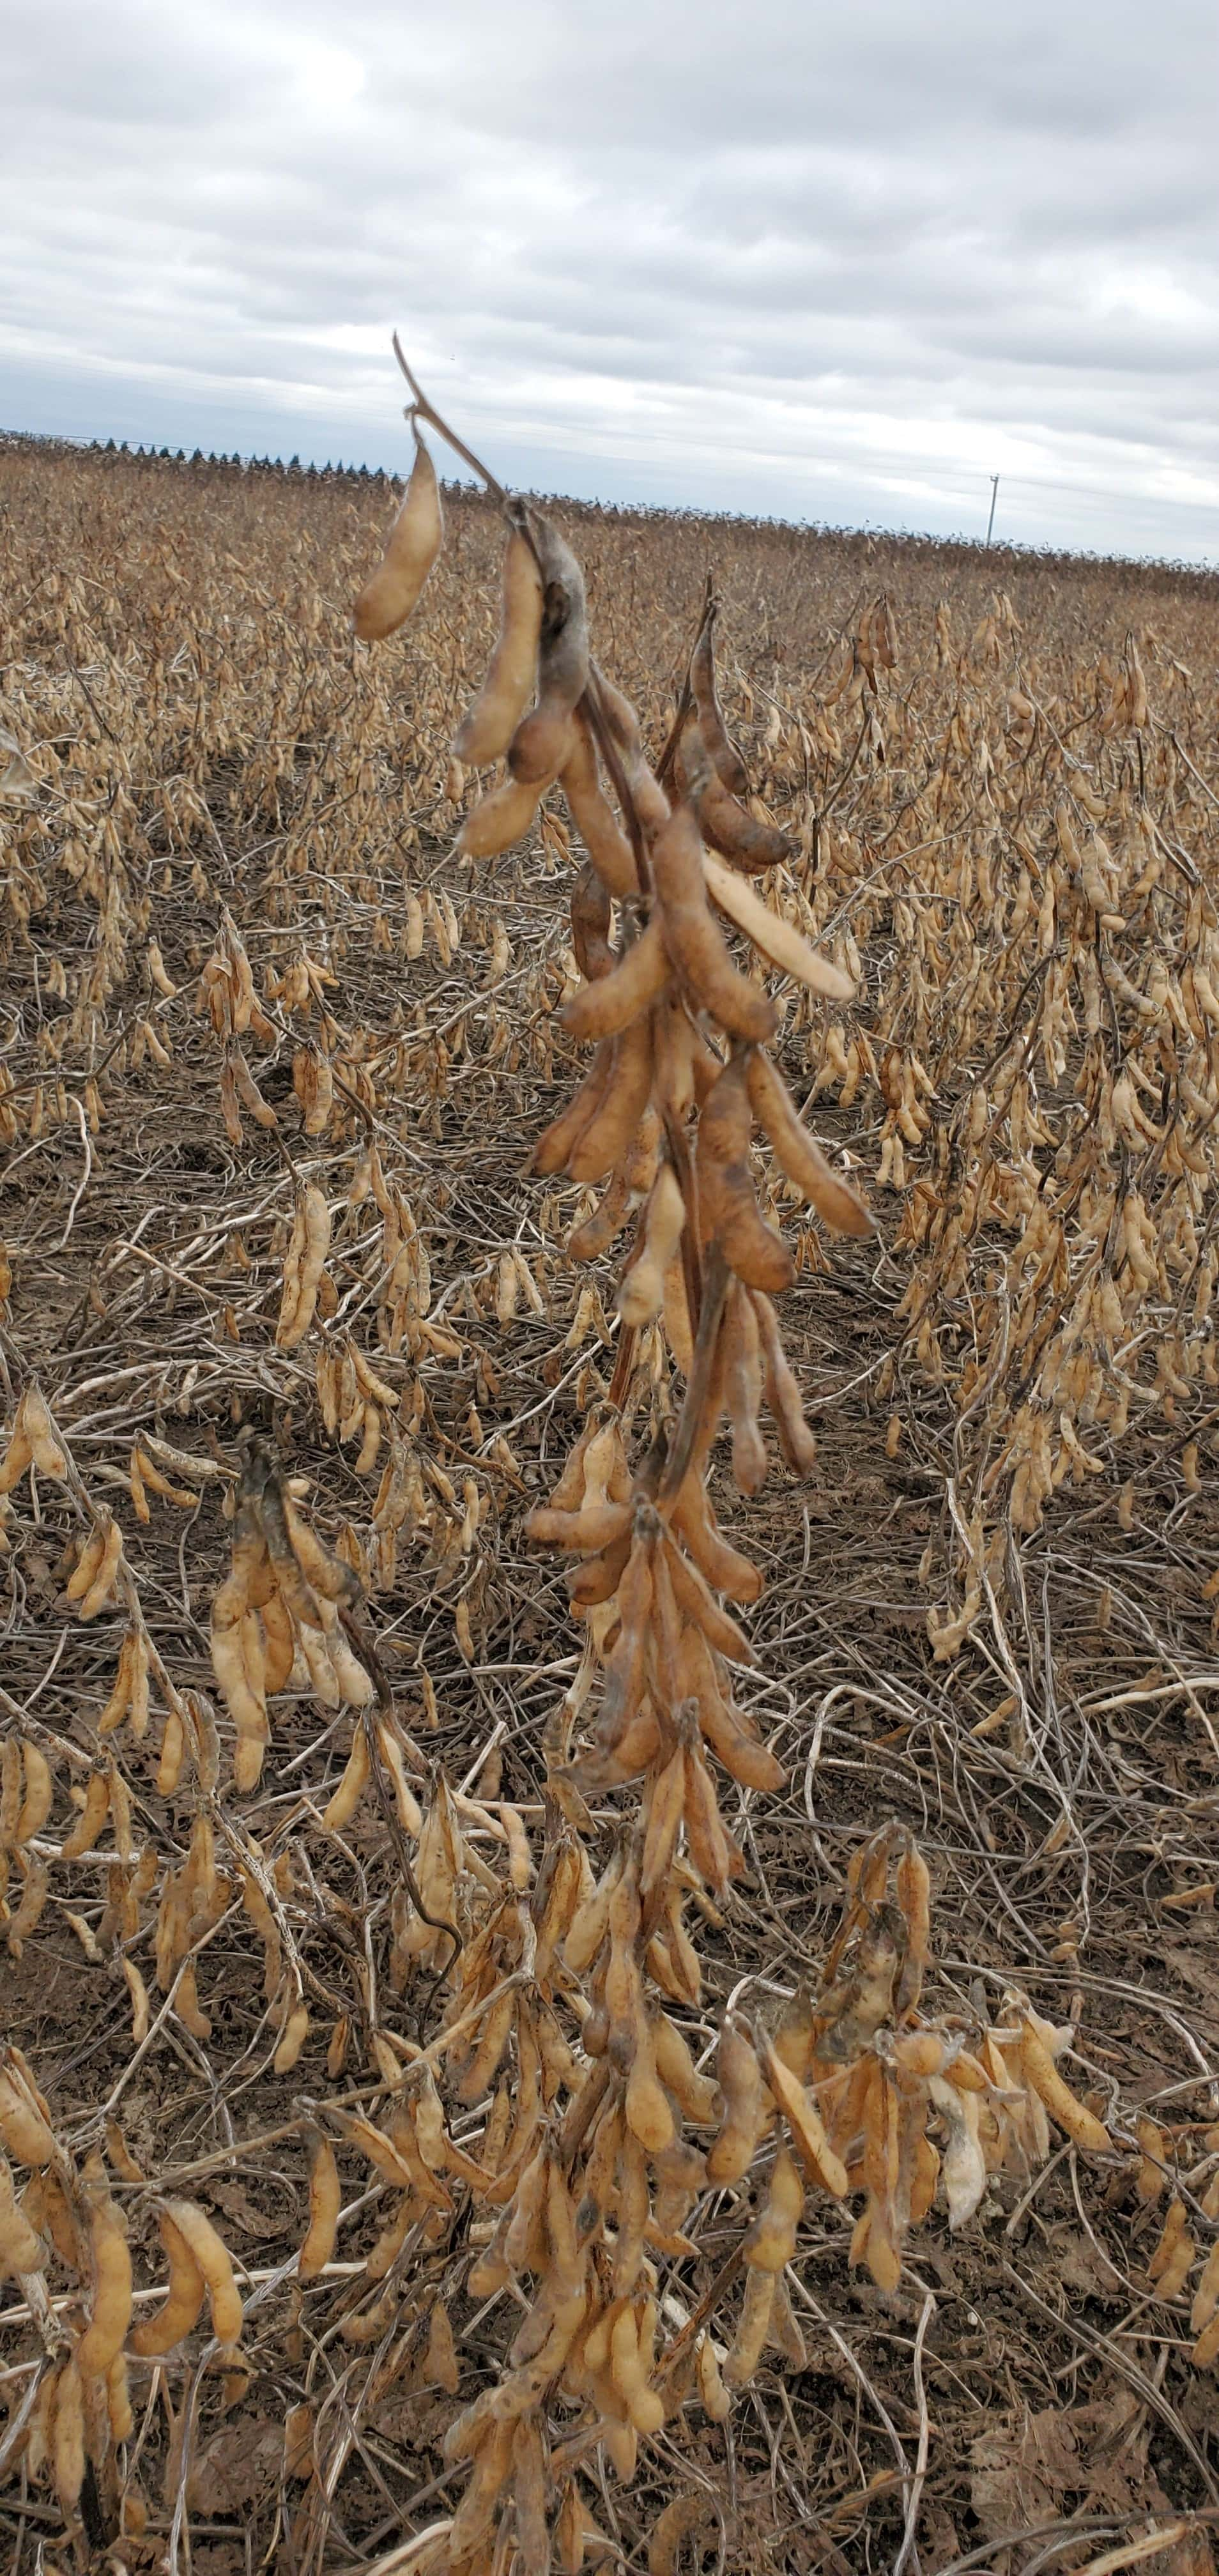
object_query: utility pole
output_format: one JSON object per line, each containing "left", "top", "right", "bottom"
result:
{"left": 985, "top": 475, "right": 999, "bottom": 548}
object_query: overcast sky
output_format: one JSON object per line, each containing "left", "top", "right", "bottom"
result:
{"left": 4, "top": 0, "right": 1218, "bottom": 560}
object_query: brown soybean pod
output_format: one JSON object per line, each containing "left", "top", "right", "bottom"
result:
{"left": 569, "top": 859, "right": 615, "bottom": 982}
{"left": 353, "top": 422, "right": 443, "bottom": 642}
{"left": 691, "top": 611, "right": 749, "bottom": 796}
{"left": 457, "top": 769, "right": 550, "bottom": 861}
{"left": 454, "top": 526, "right": 545, "bottom": 762}
{"left": 696, "top": 768, "right": 794, "bottom": 873}
{"left": 559, "top": 709, "right": 641, "bottom": 898}
{"left": 75, "top": 2190, "right": 133, "bottom": 2379}
{"left": 562, "top": 915, "right": 670, "bottom": 1041}
{"left": 651, "top": 801, "right": 778, "bottom": 1044}
{"left": 751, "top": 1292, "right": 818, "bottom": 1475}
{"left": 508, "top": 516, "right": 590, "bottom": 783}
{"left": 696, "top": 1059, "right": 794, "bottom": 1296}
{"left": 745, "top": 1051, "right": 871, "bottom": 1236}
{"left": 162, "top": 2199, "right": 243, "bottom": 2345}
{"left": 721, "top": 1282, "right": 768, "bottom": 1497}
{"left": 531, "top": 1041, "right": 618, "bottom": 1177}
{"left": 566, "top": 1013, "right": 656, "bottom": 1185}
{"left": 668, "top": 1473, "right": 762, "bottom": 1605}
{"left": 706, "top": 2018, "right": 765, "bottom": 2185}
{"left": 130, "top": 2209, "right": 206, "bottom": 2354}
{"left": 299, "top": 2135, "right": 341, "bottom": 2281}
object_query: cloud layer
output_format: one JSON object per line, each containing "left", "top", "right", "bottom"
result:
{"left": 5, "top": 0, "right": 1218, "bottom": 557}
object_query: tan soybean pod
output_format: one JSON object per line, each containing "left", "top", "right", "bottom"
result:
{"left": 76, "top": 2187, "right": 133, "bottom": 2379}
{"left": 323, "top": 1724, "right": 370, "bottom": 1830}
{"left": 531, "top": 1039, "right": 617, "bottom": 1177}
{"left": 744, "top": 2145, "right": 803, "bottom": 2271}
{"left": 353, "top": 422, "right": 443, "bottom": 642}
{"left": 706, "top": 2018, "right": 766, "bottom": 2186}
{"left": 562, "top": 915, "right": 670, "bottom": 1042}
{"left": 59, "top": 1768, "right": 110, "bottom": 1860}
{"left": 457, "top": 769, "right": 551, "bottom": 861}
{"left": 52, "top": 2357, "right": 86, "bottom": 2517}
{"left": 745, "top": 1050, "right": 871, "bottom": 1237}
{"left": 696, "top": 1059, "right": 794, "bottom": 1297}
{"left": 751, "top": 1292, "right": 818, "bottom": 1476}
{"left": 691, "top": 612, "right": 749, "bottom": 797}
{"left": 720, "top": 1281, "right": 768, "bottom": 1498}
{"left": 702, "top": 855, "right": 855, "bottom": 1002}
{"left": 652, "top": 801, "right": 777, "bottom": 1045}
{"left": 15, "top": 1740, "right": 53, "bottom": 1843}
{"left": 130, "top": 2207, "right": 206, "bottom": 2355}
{"left": 724, "top": 2267, "right": 777, "bottom": 2386}
{"left": 298, "top": 2134, "right": 341, "bottom": 2281}
{"left": 454, "top": 526, "right": 545, "bottom": 762}
{"left": 276, "top": 1184, "right": 330, "bottom": 1350}
{"left": 157, "top": 2200, "right": 243, "bottom": 2345}
{"left": 0, "top": 2149, "right": 45, "bottom": 2278}
{"left": 77, "top": 1517, "right": 123, "bottom": 1620}
{"left": 560, "top": 710, "right": 641, "bottom": 898}
{"left": 566, "top": 1014, "right": 656, "bottom": 1186}
{"left": 1019, "top": 2020, "right": 1112, "bottom": 2154}
{"left": 694, "top": 765, "right": 794, "bottom": 874}
{"left": 618, "top": 1165, "right": 687, "bottom": 1330}
{"left": 22, "top": 1385, "right": 68, "bottom": 1478}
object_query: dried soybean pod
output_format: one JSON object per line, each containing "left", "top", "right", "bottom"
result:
{"left": 78, "top": 1515, "right": 123, "bottom": 1620}
{"left": 15, "top": 1740, "right": 53, "bottom": 1843}
{"left": 745, "top": 1052, "right": 871, "bottom": 1236}
{"left": 721, "top": 1281, "right": 767, "bottom": 1497}
{"left": 562, "top": 916, "right": 670, "bottom": 1041}
{"left": 21, "top": 1386, "right": 66, "bottom": 1477}
{"left": 745, "top": 2145, "right": 803, "bottom": 2271}
{"left": 457, "top": 769, "right": 549, "bottom": 861}
{"left": 454, "top": 526, "right": 545, "bottom": 762}
{"left": 276, "top": 1184, "right": 330, "bottom": 1351}
{"left": 696, "top": 2331, "right": 731, "bottom": 2421}
{"left": 702, "top": 855, "right": 855, "bottom": 1001}
{"left": 696, "top": 1058, "right": 793, "bottom": 1296}
{"left": 60, "top": 1768, "right": 109, "bottom": 1859}
{"left": 752, "top": 1293, "right": 818, "bottom": 1475}
{"left": 651, "top": 800, "right": 777, "bottom": 1044}
{"left": 509, "top": 514, "right": 589, "bottom": 783}
{"left": 52, "top": 2357, "right": 86, "bottom": 2520}
{"left": 323, "top": 1725, "right": 370, "bottom": 1831}
{"left": 299, "top": 2135, "right": 341, "bottom": 2281}
{"left": 568, "top": 1169, "right": 633, "bottom": 1261}
{"left": 0, "top": 2065, "right": 55, "bottom": 2168}
{"left": 559, "top": 709, "right": 640, "bottom": 898}
{"left": 162, "top": 2200, "right": 243, "bottom": 2345}
{"left": 894, "top": 1836, "right": 931, "bottom": 2013}
{"left": 130, "top": 2208, "right": 206, "bottom": 2355}
{"left": 706, "top": 2018, "right": 766, "bottom": 2185}
{"left": 696, "top": 765, "right": 795, "bottom": 873}
{"left": 0, "top": 2150, "right": 45, "bottom": 2278}
{"left": 1019, "top": 2020, "right": 1112, "bottom": 2153}
{"left": 531, "top": 1041, "right": 618, "bottom": 1177}
{"left": 610, "top": 2301, "right": 664, "bottom": 2434}
{"left": 724, "top": 2268, "right": 776, "bottom": 2386}
{"left": 618, "top": 1164, "right": 687, "bottom": 1330}
{"left": 569, "top": 859, "right": 615, "bottom": 983}
{"left": 691, "top": 608, "right": 749, "bottom": 796}
{"left": 758, "top": 2034, "right": 849, "bottom": 2196}
{"left": 353, "top": 421, "right": 443, "bottom": 642}
{"left": 567, "top": 1014, "right": 656, "bottom": 1186}
{"left": 76, "top": 2182, "right": 133, "bottom": 2380}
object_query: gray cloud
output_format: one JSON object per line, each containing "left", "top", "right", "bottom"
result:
{"left": 4, "top": 0, "right": 1217, "bottom": 557}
